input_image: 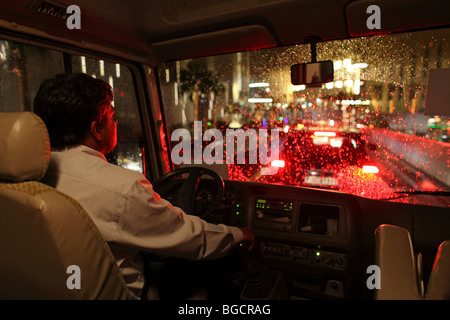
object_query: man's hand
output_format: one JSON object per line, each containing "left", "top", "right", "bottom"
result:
{"left": 239, "top": 227, "right": 255, "bottom": 250}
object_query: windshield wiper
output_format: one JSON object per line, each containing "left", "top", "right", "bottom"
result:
{"left": 380, "top": 190, "right": 450, "bottom": 201}
{"left": 393, "top": 190, "right": 450, "bottom": 196}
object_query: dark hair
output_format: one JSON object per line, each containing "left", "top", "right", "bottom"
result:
{"left": 33, "top": 73, "right": 113, "bottom": 151}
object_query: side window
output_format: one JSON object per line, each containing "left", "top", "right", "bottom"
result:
{"left": 0, "top": 37, "right": 146, "bottom": 175}
{"left": 71, "top": 56, "right": 145, "bottom": 174}
{"left": 0, "top": 39, "right": 65, "bottom": 112}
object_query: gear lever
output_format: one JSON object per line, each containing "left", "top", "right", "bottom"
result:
{"left": 237, "top": 242, "right": 261, "bottom": 280}
{"left": 237, "top": 241, "right": 289, "bottom": 300}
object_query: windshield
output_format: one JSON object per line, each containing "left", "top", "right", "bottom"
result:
{"left": 158, "top": 28, "right": 450, "bottom": 207}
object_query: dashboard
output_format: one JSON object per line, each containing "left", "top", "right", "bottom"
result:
{"left": 191, "top": 178, "right": 450, "bottom": 300}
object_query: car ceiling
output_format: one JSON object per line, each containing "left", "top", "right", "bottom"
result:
{"left": 0, "top": 0, "right": 449, "bottom": 65}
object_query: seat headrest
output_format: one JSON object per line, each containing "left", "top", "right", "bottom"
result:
{"left": 0, "top": 112, "right": 50, "bottom": 182}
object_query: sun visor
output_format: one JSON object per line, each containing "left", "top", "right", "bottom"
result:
{"left": 424, "top": 68, "right": 450, "bottom": 116}
{"left": 151, "top": 25, "right": 277, "bottom": 61}
{"left": 345, "top": 0, "right": 450, "bottom": 37}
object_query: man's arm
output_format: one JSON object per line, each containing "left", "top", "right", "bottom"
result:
{"left": 115, "top": 178, "right": 253, "bottom": 260}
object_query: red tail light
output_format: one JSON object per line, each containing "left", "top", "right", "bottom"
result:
{"left": 363, "top": 165, "right": 379, "bottom": 174}
{"left": 271, "top": 160, "right": 285, "bottom": 168}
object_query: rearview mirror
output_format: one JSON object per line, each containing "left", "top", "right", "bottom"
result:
{"left": 291, "top": 61, "right": 334, "bottom": 85}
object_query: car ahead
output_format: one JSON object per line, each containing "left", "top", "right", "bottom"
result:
{"left": 270, "top": 127, "right": 377, "bottom": 183}
{"left": 229, "top": 125, "right": 388, "bottom": 199}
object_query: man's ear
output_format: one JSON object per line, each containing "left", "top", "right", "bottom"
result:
{"left": 90, "top": 121, "right": 102, "bottom": 141}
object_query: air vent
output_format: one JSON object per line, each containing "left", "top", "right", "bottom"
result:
{"left": 30, "top": 0, "right": 69, "bottom": 20}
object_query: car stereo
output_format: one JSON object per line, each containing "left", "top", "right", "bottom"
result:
{"left": 253, "top": 198, "right": 294, "bottom": 231}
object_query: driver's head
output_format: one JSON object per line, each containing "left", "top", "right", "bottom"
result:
{"left": 34, "top": 73, "right": 116, "bottom": 154}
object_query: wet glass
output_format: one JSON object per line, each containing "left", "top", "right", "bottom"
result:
{"left": 0, "top": 39, "right": 64, "bottom": 112}
{"left": 158, "top": 28, "right": 450, "bottom": 207}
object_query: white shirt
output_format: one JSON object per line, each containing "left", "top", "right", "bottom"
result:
{"left": 43, "top": 145, "right": 243, "bottom": 298}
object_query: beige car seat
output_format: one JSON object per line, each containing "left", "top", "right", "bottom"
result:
{"left": 375, "top": 224, "right": 449, "bottom": 300}
{"left": 0, "top": 112, "right": 135, "bottom": 299}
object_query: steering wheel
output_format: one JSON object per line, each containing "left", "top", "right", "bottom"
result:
{"left": 152, "top": 166, "right": 225, "bottom": 219}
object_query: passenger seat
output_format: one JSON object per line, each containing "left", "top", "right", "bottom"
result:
{"left": 375, "top": 224, "right": 449, "bottom": 300}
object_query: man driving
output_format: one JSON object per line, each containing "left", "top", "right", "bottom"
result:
{"left": 33, "top": 73, "right": 254, "bottom": 299}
